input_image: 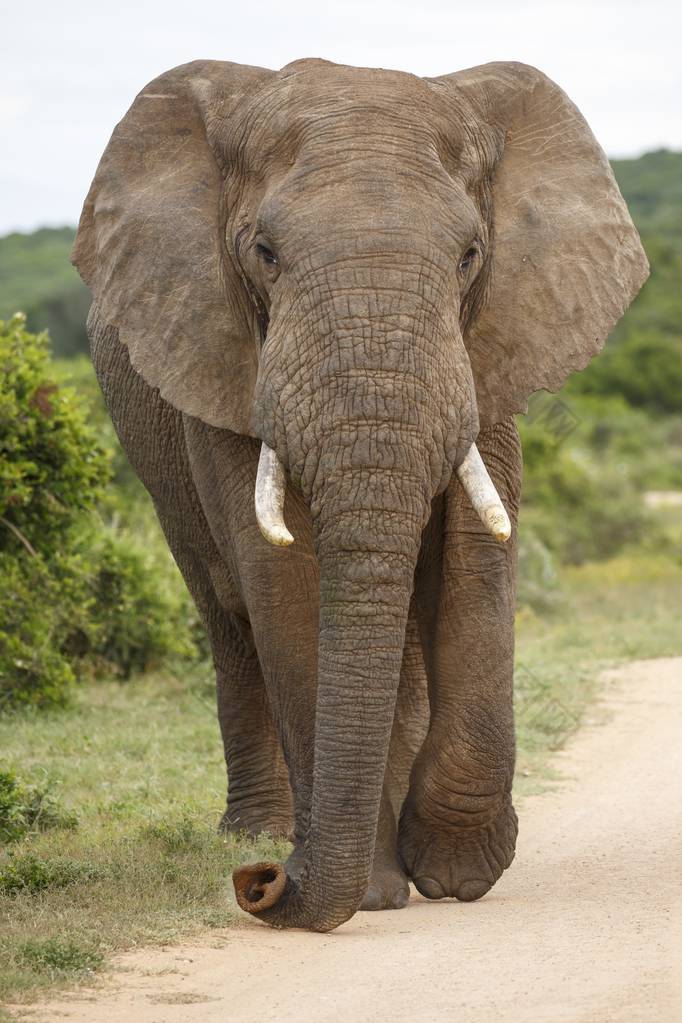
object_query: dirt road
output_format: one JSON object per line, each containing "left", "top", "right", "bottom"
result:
{"left": 19, "top": 657, "right": 682, "bottom": 1023}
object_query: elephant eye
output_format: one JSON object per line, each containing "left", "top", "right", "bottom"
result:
{"left": 458, "top": 246, "right": 477, "bottom": 275}
{"left": 256, "top": 243, "right": 279, "bottom": 267}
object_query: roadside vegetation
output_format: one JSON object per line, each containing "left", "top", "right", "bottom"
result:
{"left": 0, "top": 315, "right": 204, "bottom": 711}
{"left": 1, "top": 149, "right": 681, "bottom": 1007}
{"left": 1, "top": 550, "right": 681, "bottom": 1006}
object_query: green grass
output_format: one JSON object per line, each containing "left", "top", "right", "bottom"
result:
{"left": 0, "top": 669, "right": 289, "bottom": 1006}
{"left": 1, "top": 552, "right": 681, "bottom": 1007}
{"left": 514, "top": 551, "right": 682, "bottom": 790}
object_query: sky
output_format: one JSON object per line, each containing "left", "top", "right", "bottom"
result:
{"left": 1, "top": 0, "right": 680, "bottom": 234}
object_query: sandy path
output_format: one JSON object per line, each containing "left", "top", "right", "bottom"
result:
{"left": 16, "top": 656, "right": 682, "bottom": 1023}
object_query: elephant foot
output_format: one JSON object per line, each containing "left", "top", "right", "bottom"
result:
{"left": 398, "top": 797, "right": 517, "bottom": 902}
{"left": 360, "top": 850, "right": 410, "bottom": 911}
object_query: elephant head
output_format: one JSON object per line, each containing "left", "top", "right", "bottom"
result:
{"left": 73, "top": 58, "right": 647, "bottom": 931}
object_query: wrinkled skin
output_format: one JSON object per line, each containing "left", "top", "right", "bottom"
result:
{"left": 74, "top": 58, "right": 647, "bottom": 932}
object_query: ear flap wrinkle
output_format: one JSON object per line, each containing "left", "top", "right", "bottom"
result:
{"left": 72, "top": 60, "right": 273, "bottom": 434}
{"left": 431, "top": 62, "right": 649, "bottom": 427}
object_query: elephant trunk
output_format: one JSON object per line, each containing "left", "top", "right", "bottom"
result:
{"left": 235, "top": 429, "right": 433, "bottom": 931}
{"left": 236, "top": 254, "right": 507, "bottom": 930}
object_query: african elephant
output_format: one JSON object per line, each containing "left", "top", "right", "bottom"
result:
{"left": 72, "top": 58, "right": 647, "bottom": 932}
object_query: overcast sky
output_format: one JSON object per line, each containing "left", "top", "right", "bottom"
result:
{"left": 2, "top": 0, "right": 680, "bottom": 234}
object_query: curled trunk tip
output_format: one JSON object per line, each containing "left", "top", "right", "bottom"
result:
{"left": 255, "top": 443, "right": 294, "bottom": 547}
{"left": 233, "top": 861, "right": 287, "bottom": 914}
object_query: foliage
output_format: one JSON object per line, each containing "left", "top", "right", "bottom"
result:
{"left": 518, "top": 387, "right": 682, "bottom": 580}
{"left": 85, "top": 530, "right": 200, "bottom": 678}
{"left": 0, "top": 853, "right": 99, "bottom": 897}
{"left": 0, "top": 316, "right": 203, "bottom": 709}
{"left": 0, "top": 228, "right": 89, "bottom": 357}
{"left": 0, "top": 767, "right": 77, "bottom": 845}
{"left": 571, "top": 150, "right": 682, "bottom": 414}
{"left": 0, "top": 314, "right": 109, "bottom": 548}
{"left": 519, "top": 398, "right": 653, "bottom": 566}
{"left": 567, "top": 328, "right": 682, "bottom": 414}
{"left": 515, "top": 531, "right": 561, "bottom": 613}
{"left": 53, "top": 354, "right": 144, "bottom": 495}
{"left": 611, "top": 149, "right": 682, "bottom": 239}
{"left": 0, "top": 315, "right": 105, "bottom": 707}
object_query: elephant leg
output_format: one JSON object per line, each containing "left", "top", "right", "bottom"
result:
{"left": 89, "top": 324, "right": 292, "bottom": 838}
{"left": 362, "top": 609, "right": 429, "bottom": 911}
{"left": 171, "top": 551, "right": 293, "bottom": 839}
{"left": 214, "top": 630, "right": 293, "bottom": 840}
{"left": 399, "top": 419, "right": 522, "bottom": 902}
{"left": 181, "top": 423, "right": 319, "bottom": 871}
{"left": 385, "top": 608, "right": 430, "bottom": 818}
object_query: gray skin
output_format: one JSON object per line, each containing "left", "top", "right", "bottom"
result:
{"left": 73, "top": 58, "right": 647, "bottom": 932}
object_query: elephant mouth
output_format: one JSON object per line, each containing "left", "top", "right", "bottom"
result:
{"left": 254, "top": 440, "right": 511, "bottom": 548}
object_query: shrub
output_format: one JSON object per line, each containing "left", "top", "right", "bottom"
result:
{"left": 0, "top": 853, "right": 100, "bottom": 896}
{"left": 518, "top": 394, "right": 656, "bottom": 566}
{"left": 143, "top": 812, "right": 206, "bottom": 853}
{"left": 0, "top": 314, "right": 109, "bottom": 549}
{"left": 85, "top": 529, "right": 200, "bottom": 678}
{"left": 0, "top": 767, "right": 77, "bottom": 844}
{"left": 0, "top": 315, "right": 204, "bottom": 709}
{"left": 0, "top": 315, "right": 108, "bottom": 707}
{"left": 573, "top": 331, "right": 682, "bottom": 415}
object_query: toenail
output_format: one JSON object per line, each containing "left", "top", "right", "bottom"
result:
{"left": 455, "top": 879, "right": 491, "bottom": 902}
{"left": 392, "top": 888, "right": 410, "bottom": 909}
{"left": 415, "top": 877, "right": 445, "bottom": 900}
{"left": 361, "top": 885, "right": 382, "bottom": 911}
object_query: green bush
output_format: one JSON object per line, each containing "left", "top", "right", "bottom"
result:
{"left": 143, "top": 812, "right": 207, "bottom": 853}
{"left": 0, "top": 314, "right": 109, "bottom": 549}
{"left": 0, "top": 314, "right": 107, "bottom": 707}
{"left": 0, "top": 853, "right": 100, "bottom": 896}
{"left": 53, "top": 354, "right": 143, "bottom": 495}
{"left": 518, "top": 394, "right": 656, "bottom": 566}
{"left": 86, "top": 530, "right": 200, "bottom": 678}
{"left": 0, "top": 315, "right": 204, "bottom": 710}
{"left": 572, "top": 330, "right": 682, "bottom": 415}
{"left": 0, "top": 767, "right": 77, "bottom": 844}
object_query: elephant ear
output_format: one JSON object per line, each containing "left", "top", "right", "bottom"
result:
{"left": 431, "top": 62, "right": 649, "bottom": 426}
{"left": 72, "top": 60, "right": 273, "bottom": 433}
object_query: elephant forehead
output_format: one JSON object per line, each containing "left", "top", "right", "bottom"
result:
{"left": 226, "top": 61, "right": 460, "bottom": 171}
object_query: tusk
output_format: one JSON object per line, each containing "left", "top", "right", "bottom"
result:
{"left": 456, "top": 443, "right": 511, "bottom": 542}
{"left": 255, "top": 443, "right": 294, "bottom": 547}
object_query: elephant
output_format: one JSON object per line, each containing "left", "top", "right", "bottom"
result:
{"left": 72, "top": 57, "right": 647, "bottom": 932}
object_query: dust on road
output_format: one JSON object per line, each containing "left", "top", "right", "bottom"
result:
{"left": 13, "top": 657, "right": 682, "bottom": 1023}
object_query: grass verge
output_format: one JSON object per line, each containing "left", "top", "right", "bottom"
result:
{"left": 1, "top": 551, "right": 681, "bottom": 1008}
{"left": 514, "top": 550, "right": 682, "bottom": 789}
